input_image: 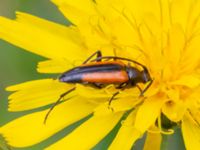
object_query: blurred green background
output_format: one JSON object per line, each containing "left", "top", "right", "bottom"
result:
{"left": 0, "top": 0, "right": 185, "bottom": 150}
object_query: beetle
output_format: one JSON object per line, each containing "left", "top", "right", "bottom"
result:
{"left": 44, "top": 50, "right": 153, "bottom": 124}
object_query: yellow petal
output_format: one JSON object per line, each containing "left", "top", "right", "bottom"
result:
{"left": 77, "top": 18, "right": 111, "bottom": 51}
{"left": 162, "top": 100, "right": 186, "bottom": 122}
{"left": 159, "top": 0, "right": 171, "bottom": 30}
{"left": 95, "top": 0, "right": 162, "bottom": 60}
{"left": 37, "top": 59, "right": 74, "bottom": 73}
{"left": 138, "top": 19, "right": 166, "bottom": 73}
{"left": 185, "top": 0, "right": 200, "bottom": 37}
{"left": 161, "top": 89, "right": 186, "bottom": 122}
{"left": 180, "top": 35, "right": 200, "bottom": 73}
{"left": 109, "top": 110, "right": 142, "bottom": 150}
{"left": 52, "top": 0, "right": 97, "bottom": 25}
{"left": 166, "top": 24, "right": 185, "bottom": 67}
{"left": 99, "top": 0, "right": 160, "bottom": 24}
{"left": 94, "top": 97, "right": 141, "bottom": 116}
{"left": 76, "top": 84, "right": 113, "bottom": 99}
{"left": 46, "top": 112, "right": 123, "bottom": 150}
{"left": 182, "top": 112, "right": 200, "bottom": 150}
{"left": 102, "top": 7, "right": 142, "bottom": 47}
{"left": 125, "top": 0, "right": 160, "bottom": 24}
{"left": 0, "top": 13, "right": 86, "bottom": 61}
{"left": 0, "top": 98, "right": 97, "bottom": 147}
{"left": 143, "top": 127, "right": 162, "bottom": 150}
{"left": 76, "top": 84, "right": 114, "bottom": 105}
{"left": 6, "top": 79, "right": 75, "bottom": 111}
{"left": 184, "top": 87, "right": 200, "bottom": 110}
{"left": 108, "top": 97, "right": 140, "bottom": 112}
{"left": 187, "top": 109, "right": 200, "bottom": 127}
{"left": 170, "top": 75, "right": 200, "bottom": 88}
{"left": 170, "top": 0, "right": 195, "bottom": 30}
{"left": 15, "top": 11, "right": 82, "bottom": 44}
{"left": 76, "top": 84, "right": 139, "bottom": 99}
{"left": 134, "top": 95, "right": 164, "bottom": 132}
{"left": 165, "top": 88, "right": 180, "bottom": 102}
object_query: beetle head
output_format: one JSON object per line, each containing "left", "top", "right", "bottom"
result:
{"left": 141, "top": 68, "right": 152, "bottom": 83}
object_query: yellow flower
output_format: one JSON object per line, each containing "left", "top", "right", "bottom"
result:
{"left": 0, "top": 0, "right": 200, "bottom": 149}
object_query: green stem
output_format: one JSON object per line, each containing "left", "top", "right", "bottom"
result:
{"left": 161, "top": 134, "right": 169, "bottom": 150}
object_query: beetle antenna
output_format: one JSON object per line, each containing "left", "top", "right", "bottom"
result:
{"left": 44, "top": 87, "right": 76, "bottom": 124}
{"left": 91, "top": 56, "right": 147, "bottom": 70}
{"left": 83, "top": 50, "right": 102, "bottom": 64}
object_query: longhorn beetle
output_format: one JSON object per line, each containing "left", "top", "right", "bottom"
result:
{"left": 44, "top": 50, "right": 153, "bottom": 124}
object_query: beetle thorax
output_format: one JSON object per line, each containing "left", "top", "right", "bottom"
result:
{"left": 127, "top": 67, "right": 150, "bottom": 84}
{"left": 127, "top": 67, "right": 142, "bottom": 83}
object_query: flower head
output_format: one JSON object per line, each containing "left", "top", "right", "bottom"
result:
{"left": 0, "top": 0, "right": 200, "bottom": 149}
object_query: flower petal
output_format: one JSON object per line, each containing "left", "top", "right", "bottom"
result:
{"left": 182, "top": 112, "right": 200, "bottom": 150}
{"left": 15, "top": 11, "right": 82, "bottom": 43}
{"left": 181, "top": 35, "right": 200, "bottom": 73}
{"left": 76, "top": 84, "right": 114, "bottom": 99}
{"left": 170, "top": 75, "right": 200, "bottom": 88}
{"left": 76, "top": 84, "right": 140, "bottom": 99}
{"left": 134, "top": 95, "right": 164, "bottom": 132}
{"left": 6, "top": 79, "right": 75, "bottom": 111}
{"left": 37, "top": 59, "right": 74, "bottom": 74}
{"left": 184, "top": 87, "right": 200, "bottom": 113}
{"left": 98, "top": 0, "right": 161, "bottom": 24}
{"left": 170, "top": 0, "right": 195, "bottom": 30}
{"left": 0, "top": 98, "right": 97, "bottom": 147}
{"left": 166, "top": 24, "right": 185, "bottom": 68}
{"left": 162, "top": 100, "right": 186, "bottom": 122}
{"left": 94, "top": 97, "right": 141, "bottom": 116}
{"left": 185, "top": 0, "right": 200, "bottom": 37}
{"left": 46, "top": 112, "right": 123, "bottom": 150}
{"left": 125, "top": 0, "right": 160, "bottom": 23}
{"left": 52, "top": 0, "right": 97, "bottom": 25}
{"left": 0, "top": 13, "right": 86, "bottom": 61}
{"left": 109, "top": 110, "right": 142, "bottom": 150}
{"left": 162, "top": 89, "right": 186, "bottom": 122}
{"left": 143, "top": 127, "right": 162, "bottom": 150}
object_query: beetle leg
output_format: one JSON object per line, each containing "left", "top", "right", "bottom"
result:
{"left": 92, "top": 83, "right": 104, "bottom": 89}
{"left": 116, "top": 82, "right": 128, "bottom": 89}
{"left": 140, "top": 79, "right": 153, "bottom": 96}
{"left": 83, "top": 50, "right": 102, "bottom": 64}
{"left": 127, "top": 62, "right": 131, "bottom": 67}
{"left": 108, "top": 91, "right": 120, "bottom": 111}
{"left": 44, "top": 87, "right": 76, "bottom": 124}
{"left": 136, "top": 84, "right": 142, "bottom": 93}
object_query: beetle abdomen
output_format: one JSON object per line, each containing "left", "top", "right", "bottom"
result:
{"left": 59, "top": 62, "right": 128, "bottom": 84}
{"left": 82, "top": 71, "right": 129, "bottom": 83}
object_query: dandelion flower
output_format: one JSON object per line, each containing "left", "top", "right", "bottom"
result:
{"left": 0, "top": 0, "right": 200, "bottom": 149}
